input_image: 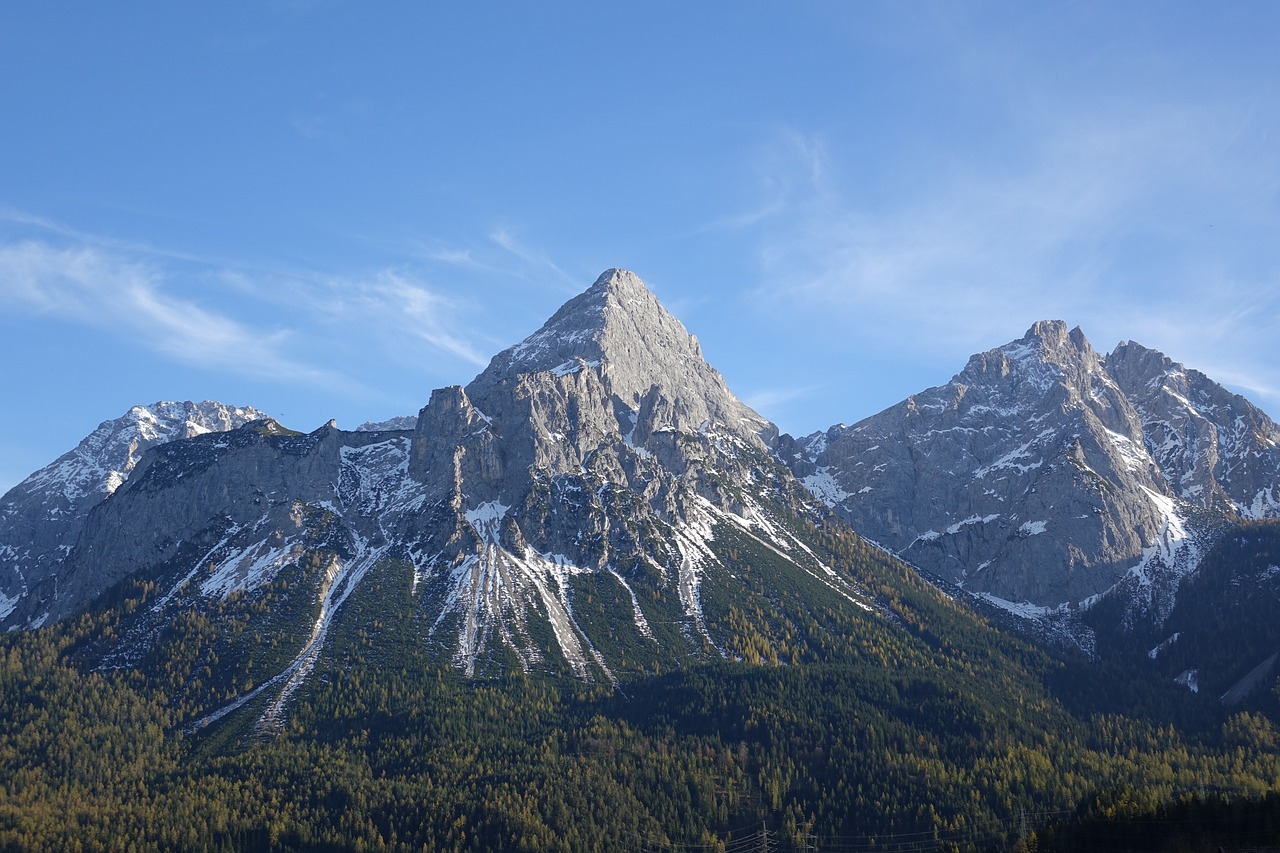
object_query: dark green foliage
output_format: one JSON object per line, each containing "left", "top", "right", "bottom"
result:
{"left": 1077, "top": 520, "right": 1280, "bottom": 720}
{"left": 1036, "top": 790, "right": 1280, "bottom": 852}
{"left": 2, "top": 515, "right": 1279, "bottom": 850}
{"left": 1157, "top": 521, "right": 1280, "bottom": 708}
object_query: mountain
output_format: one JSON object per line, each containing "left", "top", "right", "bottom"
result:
{"left": 1106, "top": 340, "right": 1280, "bottom": 518}
{"left": 1, "top": 270, "right": 893, "bottom": 726}
{"left": 780, "top": 320, "right": 1280, "bottom": 630}
{"left": 4, "top": 277, "right": 1280, "bottom": 851}
{"left": 0, "top": 401, "right": 264, "bottom": 626}
{"left": 402, "top": 268, "right": 803, "bottom": 679}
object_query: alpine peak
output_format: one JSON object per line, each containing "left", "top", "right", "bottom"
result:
{"left": 462, "top": 269, "right": 773, "bottom": 446}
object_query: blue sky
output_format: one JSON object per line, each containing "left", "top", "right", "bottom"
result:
{"left": 2, "top": 2, "right": 1279, "bottom": 494}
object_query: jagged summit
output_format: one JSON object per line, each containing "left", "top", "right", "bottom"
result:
{"left": 463, "top": 268, "right": 772, "bottom": 445}
{"left": 961, "top": 321, "right": 1103, "bottom": 391}
{"left": 785, "top": 317, "right": 1280, "bottom": 631}
{"left": 1105, "top": 339, "right": 1280, "bottom": 517}
{"left": 391, "top": 269, "right": 841, "bottom": 678}
{"left": 785, "top": 321, "right": 1172, "bottom": 609}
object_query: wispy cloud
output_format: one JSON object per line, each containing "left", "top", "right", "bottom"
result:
{"left": 310, "top": 269, "right": 491, "bottom": 367}
{"left": 489, "top": 228, "right": 578, "bottom": 290}
{"left": 0, "top": 211, "right": 506, "bottom": 396}
{"left": 742, "top": 383, "right": 823, "bottom": 418}
{"left": 0, "top": 241, "right": 335, "bottom": 384}
{"left": 742, "top": 98, "right": 1280, "bottom": 405}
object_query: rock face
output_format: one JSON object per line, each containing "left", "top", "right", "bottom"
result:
{"left": 408, "top": 268, "right": 775, "bottom": 489}
{"left": 1105, "top": 341, "right": 1280, "bottom": 518}
{"left": 0, "top": 401, "right": 264, "bottom": 625}
{"left": 10, "top": 276, "right": 1275, "bottom": 723}
{"left": 402, "top": 268, "right": 812, "bottom": 677}
{"left": 781, "top": 321, "right": 1280, "bottom": 615}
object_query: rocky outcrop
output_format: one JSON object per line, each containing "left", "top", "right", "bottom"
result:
{"left": 406, "top": 267, "right": 787, "bottom": 569}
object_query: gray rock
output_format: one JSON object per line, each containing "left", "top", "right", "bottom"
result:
{"left": 3, "top": 271, "right": 857, "bottom": 707}
{"left": 1105, "top": 340, "right": 1280, "bottom": 517}
{"left": 784, "top": 321, "right": 1196, "bottom": 608}
{"left": 0, "top": 401, "right": 265, "bottom": 626}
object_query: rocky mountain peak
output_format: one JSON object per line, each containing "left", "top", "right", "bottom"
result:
{"left": 1104, "top": 340, "right": 1176, "bottom": 390}
{"left": 1, "top": 400, "right": 266, "bottom": 626}
{"left": 460, "top": 269, "right": 772, "bottom": 446}
{"left": 467, "top": 268, "right": 680, "bottom": 384}
{"left": 785, "top": 320, "right": 1177, "bottom": 610}
{"left": 963, "top": 320, "right": 1102, "bottom": 383}
{"left": 1103, "top": 339, "right": 1280, "bottom": 517}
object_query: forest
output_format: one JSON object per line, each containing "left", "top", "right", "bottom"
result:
{"left": 2, "top": 520, "right": 1278, "bottom": 852}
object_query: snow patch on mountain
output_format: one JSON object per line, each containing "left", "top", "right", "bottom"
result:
{"left": 434, "top": 543, "right": 610, "bottom": 682}
{"left": 608, "top": 568, "right": 656, "bottom": 641}
{"left": 802, "top": 468, "right": 851, "bottom": 505}
{"left": 201, "top": 536, "right": 303, "bottom": 599}
{"left": 670, "top": 511, "right": 718, "bottom": 648}
{"left": 551, "top": 358, "right": 600, "bottom": 377}
{"left": 1238, "top": 486, "right": 1280, "bottom": 520}
{"left": 696, "top": 495, "right": 874, "bottom": 613}
{"left": 949, "top": 514, "right": 1000, "bottom": 534}
{"left": 256, "top": 543, "right": 387, "bottom": 734}
{"left": 1149, "top": 633, "right": 1181, "bottom": 660}
{"left": 0, "top": 589, "right": 17, "bottom": 622}
{"left": 1105, "top": 428, "right": 1150, "bottom": 472}
{"left": 974, "top": 593, "right": 1059, "bottom": 620}
{"left": 973, "top": 440, "right": 1043, "bottom": 479}
{"left": 465, "top": 501, "right": 510, "bottom": 544}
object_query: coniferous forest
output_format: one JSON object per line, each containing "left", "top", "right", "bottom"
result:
{"left": 2, "top": 520, "right": 1279, "bottom": 852}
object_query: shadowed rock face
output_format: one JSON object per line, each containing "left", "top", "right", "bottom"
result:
{"left": 782, "top": 321, "right": 1280, "bottom": 610}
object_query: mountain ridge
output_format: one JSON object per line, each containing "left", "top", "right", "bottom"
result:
{"left": 3, "top": 281, "right": 1278, "bottom": 716}
{"left": 0, "top": 401, "right": 265, "bottom": 624}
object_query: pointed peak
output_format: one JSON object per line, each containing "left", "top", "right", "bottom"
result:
{"left": 589, "top": 267, "right": 649, "bottom": 298}
{"left": 470, "top": 269, "right": 684, "bottom": 387}
{"left": 1108, "top": 338, "right": 1168, "bottom": 361}
{"left": 459, "top": 269, "right": 774, "bottom": 445}
{"left": 1104, "top": 338, "right": 1182, "bottom": 390}
{"left": 542, "top": 268, "right": 662, "bottom": 332}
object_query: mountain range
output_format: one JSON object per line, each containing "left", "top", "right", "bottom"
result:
{"left": 3, "top": 272, "right": 1278, "bottom": 694}
{"left": 3, "top": 268, "right": 1280, "bottom": 851}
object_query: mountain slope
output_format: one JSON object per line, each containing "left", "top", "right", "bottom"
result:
{"left": 1106, "top": 340, "right": 1280, "bottom": 518}
{"left": 3, "top": 276, "right": 1279, "bottom": 851}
